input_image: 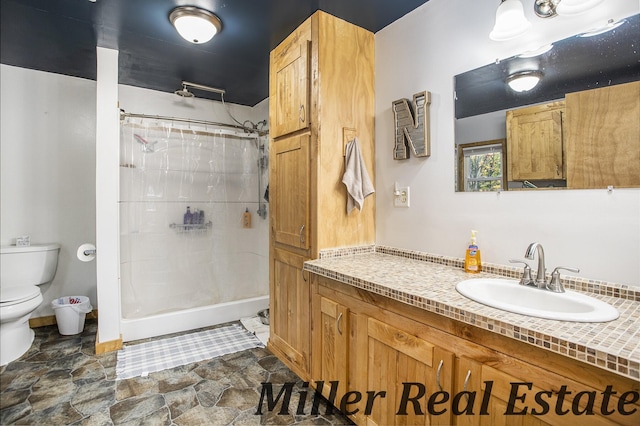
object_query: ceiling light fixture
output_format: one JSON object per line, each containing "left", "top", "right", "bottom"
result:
{"left": 490, "top": 0, "right": 532, "bottom": 41}
{"left": 506, "top": 71, "right": 543, "bottom": 92}
{"left": 169, "top": 6, "right": 222, "bottom": 44}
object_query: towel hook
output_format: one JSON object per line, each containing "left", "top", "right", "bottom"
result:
{"left": 343, "top": 127, "right": 358, "bottom": 156}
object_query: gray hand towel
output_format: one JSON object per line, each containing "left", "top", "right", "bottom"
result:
{"left": 342, "top": 138, "right": 375, "bottom": 213}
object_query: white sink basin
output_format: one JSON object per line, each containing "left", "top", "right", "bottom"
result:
{"left": 456, "top": 278, "right": 619, "bottom": 322}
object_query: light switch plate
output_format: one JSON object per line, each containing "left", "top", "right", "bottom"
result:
{"left": 394, "top": 186, "right": 410, "bottom": 207}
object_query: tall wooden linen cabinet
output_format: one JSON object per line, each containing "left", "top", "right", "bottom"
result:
{"left": 268, "top": 11, "right": 375, "bottom": 381}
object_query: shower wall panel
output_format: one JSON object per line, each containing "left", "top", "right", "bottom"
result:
{"left": 119, "top": 123, "right": 268, "bottom": 319}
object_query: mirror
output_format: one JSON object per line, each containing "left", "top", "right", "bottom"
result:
{"left": 454, "top": 14, "right": 640, "bottom": 192}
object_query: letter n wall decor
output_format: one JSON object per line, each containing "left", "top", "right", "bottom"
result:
{"left": 392, "top": 91, "right": 431, "bottom": 160}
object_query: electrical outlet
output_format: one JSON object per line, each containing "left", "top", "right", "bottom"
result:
{"left": 394, "top": 186, "right": 410, "bottom": 207}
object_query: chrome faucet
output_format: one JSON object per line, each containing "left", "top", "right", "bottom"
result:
{"left": 524, "top": 242, "right": 547, "bottom": 289}
{"left": 518, "top": 242, "right": 580, "bottom": 293}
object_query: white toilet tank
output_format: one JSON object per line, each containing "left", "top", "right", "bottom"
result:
{"left": 0, "top": 243, "right": 60, "bottom": 286}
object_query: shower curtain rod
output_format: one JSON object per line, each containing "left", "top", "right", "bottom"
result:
{"left": 119, "top": 109, "right": 267, "bottom": 136}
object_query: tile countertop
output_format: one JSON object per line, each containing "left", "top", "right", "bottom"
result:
{"left": 303, "top": 245, "right": 640, "bottom": 381}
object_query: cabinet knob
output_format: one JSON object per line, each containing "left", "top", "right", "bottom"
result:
{"left": 299, "top": 104, "right": 305, "bottom": 123}
{"left": 336, "top": 312, "right": 343, "bottom": 335}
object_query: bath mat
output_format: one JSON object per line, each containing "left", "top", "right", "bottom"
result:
{"left": 115, "top": 323, "right": 264, "bottom": 380}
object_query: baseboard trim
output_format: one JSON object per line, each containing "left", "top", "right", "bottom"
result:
{"left": 29, "top": 309, "right": 121, "bottom": 354}
{"left": 95, "top": 331, "right": 123, "bottom": 354}
{"left": 29, "top": 309, "right": 98, "bottom": 328}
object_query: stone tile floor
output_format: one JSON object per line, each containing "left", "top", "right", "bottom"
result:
{"left": 0, "top": 319, "right": 353, "bottom": 425}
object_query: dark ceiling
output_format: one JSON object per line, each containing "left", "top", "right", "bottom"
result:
{"left": 0, "top": 0, "right": 430, "bottom": 106}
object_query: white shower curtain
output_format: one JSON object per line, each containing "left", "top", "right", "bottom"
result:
{"left": 119, "top": 119, "right": 268, "bottom": 319}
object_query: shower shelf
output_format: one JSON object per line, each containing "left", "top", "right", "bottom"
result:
{"left": 169, "top": 221, "right": 213, "bottom": 232}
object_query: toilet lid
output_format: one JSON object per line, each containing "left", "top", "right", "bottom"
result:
{"left": 1, "top": 285, "right": 40, "bottom": 304}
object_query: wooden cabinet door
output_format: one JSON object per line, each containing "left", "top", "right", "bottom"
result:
{"left": 270, "top": 248, "right": 310, "bottom": 376}
{"left": 270, "top": 35, "right": 310, "bottom": 137}
{"left": 313, "top": 295, "right": 349, "bottom": 402}
{"left": 271, "top": 133, "right": 310, "bottom": 250}
{"left": 565, "top": 81, "right": 640, "bottom": 188}
{"left": 365, "top": 317, "right": 454, "bottom": 426}
{"left": 476, "top": 364, "right": 631, "bottom": 426}
{"left": 507, "top": 102, "right": 565, "bottom": 181}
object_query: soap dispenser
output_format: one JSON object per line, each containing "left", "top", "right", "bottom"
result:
{"left": 464, "top": 230, "right": 482, "bottom": 273}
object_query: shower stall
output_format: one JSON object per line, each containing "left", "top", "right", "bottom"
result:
{"left": 118, "top": 116, "right": 269, "bottom": 341}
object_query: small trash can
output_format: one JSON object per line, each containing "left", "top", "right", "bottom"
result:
{"left": 51, "top": 296, "right": 93, "bottom": 335}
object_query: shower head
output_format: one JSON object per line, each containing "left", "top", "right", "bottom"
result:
{"left": 174, "top": 84, "right": 195, "bottom": 98}
{"left": 174, "top": 81, "right": 225, "bottom": 99}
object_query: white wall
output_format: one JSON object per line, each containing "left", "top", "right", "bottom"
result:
{"left": 374, "top": 0, "right": 640, "bottom": 286}
{"left": 1, "top": 65, "right": 98, "bottom": 316}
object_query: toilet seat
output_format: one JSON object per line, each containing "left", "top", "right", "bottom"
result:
{"left": 0, "top": 285, "right": 41, "bottom": 306}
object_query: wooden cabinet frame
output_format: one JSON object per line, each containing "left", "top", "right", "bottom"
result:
{"left": 312, "top": 274, "right": 640, "bottom": 426}
{"left": 268, "top": 11, "right": 375, "bottom": 384}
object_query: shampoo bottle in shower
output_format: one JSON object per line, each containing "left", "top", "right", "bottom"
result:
{"left": 242, "top": 208, "right": 251, "bottom": 229}
{"left": 184, "top": 206, "right": 192, "bottom": 225}
{"left": 464, "top": 230, "right": 482, "bottom": 273}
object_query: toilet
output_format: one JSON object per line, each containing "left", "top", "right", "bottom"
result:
{"left": 0, "top": 243, "right": 60, "bottom": 366}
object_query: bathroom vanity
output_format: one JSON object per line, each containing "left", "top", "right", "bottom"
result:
{"left": 287, "top": 246, "right": 640, "bottom": 426}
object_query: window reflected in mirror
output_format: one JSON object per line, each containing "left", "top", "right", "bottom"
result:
{"left": 457, "top": 139, "right": 506, "bottom": 192}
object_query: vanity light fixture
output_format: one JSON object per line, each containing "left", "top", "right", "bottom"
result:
{"left": 490, "top": 0, "right": 531, "bottom": 41}
{"left": 556, "top": 0, "right": 604, "bottom": 16}
{"left": 492, "top": 0, "right": 606, "bottom": 39}
{"left": 506, "top": 71, "right": 543, "bottom": 92}
{"left": 533, "top": 0, "right": 560, "bottom": 18}
{"left": 169, "top": 6, "right": 222, "bottom": 44}
{"left": 534, "top": 0, "right": 604, "bottom": 18}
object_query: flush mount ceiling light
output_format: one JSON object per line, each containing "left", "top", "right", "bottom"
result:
{"left": 506, "top": 71, "right": 543, "bottom": 92}
{"left": 490, "top": 0, "right": 532, "bottom": 41}
{"left": 169, "top": 6, "right": 222, "bottom": 44}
